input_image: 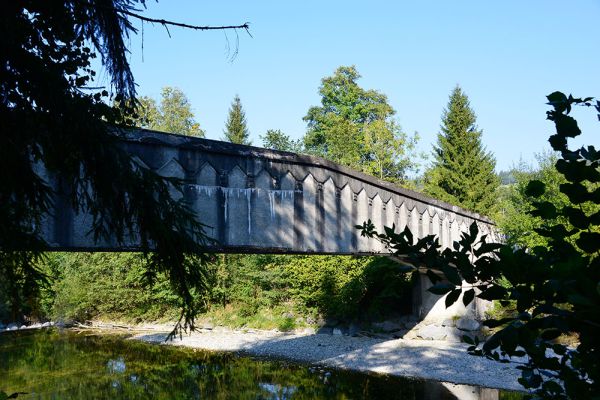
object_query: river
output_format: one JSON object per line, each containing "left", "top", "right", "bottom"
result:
{"left": 0, "top": 329, "right": 523, "bottom": 399}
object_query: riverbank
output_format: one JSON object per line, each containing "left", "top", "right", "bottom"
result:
{"left": 2, "top": 320, "right": 525, "bottom": 392}
{"left": 113, "top": 323, "right": 526, "bottom": 392}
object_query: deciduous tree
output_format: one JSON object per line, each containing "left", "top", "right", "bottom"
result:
{"left": 134, "top": 87, "right": 205, "bottom": 137}
{"left": 497, "top": 151, "right": 571, "bottom": 249}
{"left": 303, "top": 66, "right": 418, "bottom": 184}
{"left": 260, "top": 129, "right": 303, "bottom": 153}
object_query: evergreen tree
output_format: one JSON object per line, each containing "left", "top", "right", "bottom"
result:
{"left": 1, "top": 1, "right": 245, "bottom": 335}
{"left": 424, "top": 86, "right": 499, "bottom": 214}
{"left": 223, "top": 95, "right": 251, "bottom": 145}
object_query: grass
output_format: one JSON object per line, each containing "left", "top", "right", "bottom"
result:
{"left": 199, "top": 303, "right": 309, "bottom": 331}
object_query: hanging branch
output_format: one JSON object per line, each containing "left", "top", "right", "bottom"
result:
{"left": 117, "top": 8, "right": 252, "bottom": 36}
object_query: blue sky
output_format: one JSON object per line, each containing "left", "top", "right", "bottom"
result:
{"left": 112, "top": 0, "right": 599, "bottom": 172}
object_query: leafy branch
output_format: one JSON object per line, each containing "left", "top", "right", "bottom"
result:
{"left": 358, "top": 93, "right": 600, "bottom": 399}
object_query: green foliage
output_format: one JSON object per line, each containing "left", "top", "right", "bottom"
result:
{"left": 129, "top": 87, "right": 205, "bottom": 137}
{"left": 223, "top": 95, "right": 251, "bottom": 145}
{"left": 50, "top": 253, "right": 185, "bottom": 322}
{"left": 424, "top": 86, "right": 499, "bottom": 214}
{"left": 497, "top": 152, "right": 572, "bottom": 249}
{"left": 284, "top": 256, "right": 412, "bottom": 321}
{"left": 303, "top": 66, "right": 419, "bottom": 184}
{"left": 0, "top": 253, "right": 47, "bottom": 323}
{"left": 261, "top": 129, "right": 303, "bottom": 152}
{"left": 360, "top": 93, "right": 600, "bottom": 399}
{"left": 31, "top": 253, "right": 413, "bottom": 329}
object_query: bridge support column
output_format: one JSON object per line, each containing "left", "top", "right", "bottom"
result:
{"left": 405, "top": 271, "right": 492, "bottom": 341}
{"left": 412, "top": 271, "right": 486, "bottom": 322}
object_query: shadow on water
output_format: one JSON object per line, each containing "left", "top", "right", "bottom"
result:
{"left": 0, "top": 329, "right": 524, "bottom": 399}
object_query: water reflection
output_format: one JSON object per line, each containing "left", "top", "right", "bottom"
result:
{"left": 0, "top": 329, "right": 523, "bottom": 399}
{"left": 107, "top": 356, "right": 126, "bottom": 374}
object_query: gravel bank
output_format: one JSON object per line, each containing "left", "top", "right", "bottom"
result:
{"left": 131, "top": 327, "right": 524, "bottom": 392}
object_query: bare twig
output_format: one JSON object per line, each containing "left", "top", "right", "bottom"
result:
{"left": 117, "top": 8, "right": 251, "bottom": 34}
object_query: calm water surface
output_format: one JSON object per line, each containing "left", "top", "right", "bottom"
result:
{"left": 0, "top": 329, "right": 523, "bottom": 399}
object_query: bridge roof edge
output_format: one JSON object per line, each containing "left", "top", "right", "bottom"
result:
{"left": 117, "top": 127, "right": 494, "bottom": 225}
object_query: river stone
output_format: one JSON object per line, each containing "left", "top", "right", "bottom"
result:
{"left": 201, "top": 322, "right": 214, "bottom": 330}
{"left": 456, "top": 318, "right": 480, "bottom": 331}
{"left": 445, "top": 328, "right": 465, "bottom": 343}
{"left": 348, "top": 323, "right": 361, "bottom": 337}
{"left": 417, "top": 324, "right": 449, "bottom": 340}
{"left": 392, "top": 329, "right": 409, "bottom": 339}
{"left": 372, "top": 320, "right": 404, "bottom": 333}
{"left": 441, "top": 319, "right": 455, "bottom": 327}
{"left": 332, "top": 328, "right": 343, "bottom": 336}
{"left": 316, "top": 327, "right": 333, "bottom": 335}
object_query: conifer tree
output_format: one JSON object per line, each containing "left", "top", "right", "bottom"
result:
{"left": 223, "top": 95, "right": 251, "bottom": 145}
{"left": 424, "top": 86, "right": 499, "bottom": 214}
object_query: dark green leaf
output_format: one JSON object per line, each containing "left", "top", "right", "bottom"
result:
{"left": 540, "top": 328, "right": 562, "bottom": 341}
{"left": 555, "top": 114, "right": 582, "bottom": 138}
{"left": 530, "top": 201, "right": 557, "bottom": 219}
{"left": 442, "top": 264, "right": 462, "bottom": 286}
{"left": 428, "top": 282, "right": 455, "bottom": 295}
{"left": 474, "top": 242, "right": 503, "bottom": 257}
{"left": 478, "top": 285, "right": 507, "bottom": 301}
{"left": 548, "top": 134, "right": 567, "bottom": 151}
{"left": 445, "top": 288, "right": 461, "bottom": 308}
{"left": 426, "top": 269, "right": 442, "bottom": 285}
{"left": 483, "top": 331, "right": 501, "bottom": 352}
{"left": 560, "top": 182, "right": 589, "bottom": 204}
{"left": 524, "top": 180, "right": 546, "bottom": 197}
{"left": 576, "top": 232, "right": 600, "bottom": 253}
{"left": 546, "top": 91, "right": 568, "bottom": 107}
{"left": 563, "top": 206, "right": 589, "bottom": 229}
{"left": 469, "top": 222, "right": 479, "bottom": 239}
{"left": 542, "top": 380, "right": 563, "bottom": 394}
{"left": 462, "top": 288, "right": 475, "bottom": 306}
{"left": 482, "top": 318, "right": 514, "bottom": 328}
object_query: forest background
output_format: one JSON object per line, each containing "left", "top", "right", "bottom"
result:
{"left": 0, "top": 66, "right": 568, "bottom": 331}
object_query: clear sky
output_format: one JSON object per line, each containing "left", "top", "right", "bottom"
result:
{"left": 110, "top": 0, "right": 599, "bottom": 172}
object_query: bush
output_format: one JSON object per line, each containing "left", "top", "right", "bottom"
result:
{"left": 50, "top": 253, "right": 185, "bottom": 322}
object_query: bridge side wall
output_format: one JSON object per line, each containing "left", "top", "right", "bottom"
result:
{"left": 42, "top": 130, "right": 496, "bottom": 255}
